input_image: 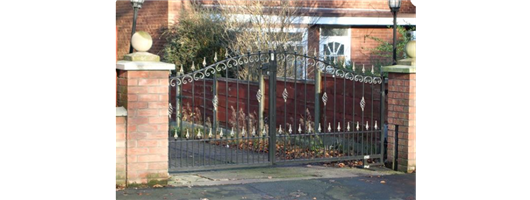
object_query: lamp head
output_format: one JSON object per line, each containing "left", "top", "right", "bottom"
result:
{"left": 131, "top": 0, "right": 145, "bottom": 9}
{"left": 388, "top": 0, "right": 402, "bottom": 12}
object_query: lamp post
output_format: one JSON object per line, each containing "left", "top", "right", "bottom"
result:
{"left": 389, "top": 0, "right": 401, "bottom": 65}
{"left": 129, "top": 0, "right": 145, "bottom": 53}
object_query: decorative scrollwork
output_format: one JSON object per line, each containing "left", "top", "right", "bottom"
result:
{"left": 276, "top": 53, "right": 286, "bottom": 62}
{"left": 260, "top": 53, "right": 270, "bottom": 62}
{"left": 193, "top": 71, "right": 205, "bottom": 81}
{"left": 169, "top": 51, "right": 383, "bottom": 87}
{"left": 354, "top": 74, "right": 364, "bottom": 82}
{"left": 363, "top": 76, "right": 373, "bottom": 84}
{"left": 344, "top": 72, "right": 354, "bottom": 80}
{"left": 307, "top": 58, "right": 317, "bottom": 67}
{"left": 182, "top": 75, "right": 193, "bottom": 84}
{"left": 373, "top": 77, "right": 383, "bottom": 84}
{"left": 249, "top": 54, "right": 259, "bottom": 63}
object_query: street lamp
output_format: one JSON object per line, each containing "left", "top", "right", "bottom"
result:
{"left": 389, "top": 0, "right": 401, "bottom": 65}
{"left": 129, "top": 0, "right": 145, "bottom": 53}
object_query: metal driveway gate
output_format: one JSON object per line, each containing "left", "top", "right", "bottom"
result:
{"left": 168, "top": 48, "right": 386, "bottom": 172}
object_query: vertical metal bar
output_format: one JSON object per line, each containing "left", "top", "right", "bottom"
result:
{"left": 213, "top": 74, "right": 217, "bottom": 166}
{"left": 323, "top": 63, "right": 327, "bottom": 158}
{"left": 314, "top": 56, "right": 321, "bottom": 160}
{"left": 203, "top": 72, "right": 206, "bottom": 166}
{"left": 314, "top": 61, "right": 321, "bottom": 154}
{"left": 342, "top": 71, "right": 346, "bottom": 158}
{"left": 361, "top": 68, "right": 364, "bottom": 157}
{"left": 352, "top": 67, "right": 356, "bottom": 157}
{"left": 236, "top": 58, "right": 240, "bottom": 164}
{"left": 371, "top": 72, "right": 374, "bottom": 156}
{"left": 192, "top": 72, "right": 195, "bottom": 167}
{"left": 303, "top": 53, "right": 308, "bottom": 159}
{"left": 179, "top": 82, "right": 183, "bottom": 168}
{"left": 129, "top": 7, "right": 139, "bottom": 53}
{"left": 258, "top": 51, "right": 264, "bottom": 163}
{"left": 392, "top": 11, "right": 398, "bottom": 65}
{"left": 333, "top": 65, "right": 337, "bottom": 158}
{"left": 268, "top": 51, "right": 277, "bottom": 165}
{"left": 247, "top": 59, "right": 250, "bottom": 164}
{"left": 225, "top": 60, "right": 229, "bottom": 165}
{"left": 294, "top": 51, "right": 298, "bottom": 160}
{"left": 168, "top": 75, "right": 173, "bottom": 169}
{"left": 280, "top": 51, "right": 284, "bottom": 161}
{"left": 380, "top": 68, "right": 386, "bottom": 162}
{"left": 394, "top": 125, "right": 399, "bottom": 171}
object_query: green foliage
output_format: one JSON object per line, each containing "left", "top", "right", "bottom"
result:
{"left": 161, "top": 4, "right": 227, "bottom": 73}
{"left": 362, "top": 26, "right": 415, "bottom": 67}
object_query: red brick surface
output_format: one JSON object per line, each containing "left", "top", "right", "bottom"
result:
{"left": 116, "top": 116, "right": 127, "bottom": 186}
{"left": 116, "top": 69, "right": 171, "bottom": 184}
{"left": 386, "top": 72, "right": 415, "bottom": 173}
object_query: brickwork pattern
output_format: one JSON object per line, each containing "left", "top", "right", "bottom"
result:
{"left": 385, "top": 73, "right": 415, "bottom": 173}
{"left": 117, "top": 70, "right": 171, "bottom": 184}
{"left": 116, "top": 116, "right": 127, "bottom": 186}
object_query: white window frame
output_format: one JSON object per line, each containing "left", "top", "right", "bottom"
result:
{"left": 319, "top": 27, "right": 351, "bottom": 66}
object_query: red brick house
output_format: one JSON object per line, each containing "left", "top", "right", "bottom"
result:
{"left": 116, "top": 0, "right": 416, "bottom": 66}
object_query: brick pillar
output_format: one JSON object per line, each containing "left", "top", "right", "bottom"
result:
{"left": 116, "top": 60, "right": 174, "bottom": 185}
{"left": 116, "top": 113, "right": 127, "bottom": 186}
{"left": 384, "top": 66, "right": 416, "bottom": 173}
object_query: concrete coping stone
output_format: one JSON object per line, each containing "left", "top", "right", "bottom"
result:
{"left": 116, "top": 106, "right": 127, "bottom": 117}
{"left": 116, "top": 60, "right": 175, "bottom": 71}
{"left": 382, "top": 65, "right": 416, "bottom": 74}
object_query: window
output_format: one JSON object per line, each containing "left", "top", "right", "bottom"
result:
{"left": 320, "top": 27, "right": 351, "bottom": 66}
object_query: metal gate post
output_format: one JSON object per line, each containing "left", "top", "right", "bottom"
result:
{"left": 267, "top": 50, "right": 277, "bottom": 165}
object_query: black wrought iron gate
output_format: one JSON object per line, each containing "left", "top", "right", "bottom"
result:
{"left": 168, "top": 48, "right": 386, "bottom": 172}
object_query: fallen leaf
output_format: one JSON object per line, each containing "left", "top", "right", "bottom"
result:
{"left": 153, "top": 184, "right": 163, "bottom": 188}
{"left": 138, "top": 192, "right": 142, "bottom": 196}
{"left": 380, "top": 181, "right": 386, "bottom": 184}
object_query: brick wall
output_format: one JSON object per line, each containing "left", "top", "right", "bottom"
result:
{"left": 116, "top": 116, "right": 127, "bottom": 186}
{"left": 116, "top": 0, "right": 168, "bottom": 60}
{"left": 117, "top": 70, "right": 171, "bottom": 184}
{"left": 351, "top": 28, "right": 403, "bottom": 66}
{"left": 386, "top": 73, "right": 415, "bottom": 173}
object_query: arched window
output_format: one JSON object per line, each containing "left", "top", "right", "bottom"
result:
{"left": 320, "top": 27, "right": 351, "bottom": 66}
